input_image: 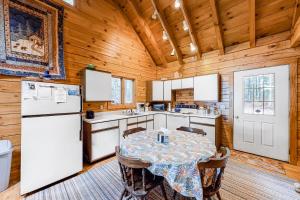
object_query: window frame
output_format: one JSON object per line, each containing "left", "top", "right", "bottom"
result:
{"left": 110, "top": 76, "right": 135, "bottom": 108}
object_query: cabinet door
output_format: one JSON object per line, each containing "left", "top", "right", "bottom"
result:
{"left": 190, "top": 123, "right": 215, "bottom": 145}
{"left": 167, "top": 115, "right": 189, "bottom": 130}
{"left": 119, "top": 119, "right": 127, "bottom": 144}
{"left": 194, "top": 74, "right": 219, "bottom": 101}
{"left": 164, "top": 80, "right": 172, "bottom": 101}
{"left": 147, "top": 121, "right": 154, "bottom": 131}
{"left": 91, "top": 127, "right": 119, "bottom": 161}
{"left": 154, "top": 114, "right": 166, "bottom": 129}
{"left": 171, "top": 79, "right": 182, "bottom": 90}
{"left": 181, "top": 77, "right": 194, "bottom": 89}
{"left": 152, "top": 81, "right": 164, "bottom": 101}
{"left": 85, "top": 69, "right": 112, "bottom": 101}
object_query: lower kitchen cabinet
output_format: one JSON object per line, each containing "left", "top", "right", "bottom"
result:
{"left": 167, "top": 114, "right": 189, "bottom": 130}
{"left": 83, "top": 113, "right": 221, "bottom": 163}
{"left": 189, "top": 117, "right": 221, "bottom": 148}
{"left": 83, "top": 120, "right": 119, "bottom": 163}
{"left": 154, "top": 114, "right": 166, "bottom": 129}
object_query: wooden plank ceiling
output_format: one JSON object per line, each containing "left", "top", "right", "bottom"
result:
{"left": 115, "top": 0, "right": 299, "bottom": 66}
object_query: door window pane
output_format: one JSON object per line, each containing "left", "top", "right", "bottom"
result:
{"left": 254, "top": 88, "right": 263, "bottom": 101}
{"left": 254, "top": 102, "right": 263, "bottom": 115}
{"left": 264, "top": 102, "right": 275, "bottom": 115}
{"left": 244, "top": 88, "right": 253, "bottom": 101}
{"left": 112, "top": 77, "right": 121, "bottom": 104}
{"left": 244, "top": 102, "right": 254, "bottom": 114}
{"left": 243, "top": 73, "right": 275, "bottom": 115}
{"left": 263, "top": 88, "right": 275, "bottom": 101}
{"left": 124, "top": 79, "right": 133, "bottom": 104}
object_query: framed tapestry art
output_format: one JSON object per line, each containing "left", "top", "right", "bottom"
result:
{"left": 0, "top": 0, "right": 65, "bottom": 79}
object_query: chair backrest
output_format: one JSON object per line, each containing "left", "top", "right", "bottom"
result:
{"left": 123, "top": 127, "right": 146, "bottom": 138}
{"left": 115, "top": 146, "right": 151, "bottom": 192}
{"left": 177, "top": 126, "right": 207, "bottom": 136}
{"left": 197, "top": 147, "right": 230, "bottom": 193}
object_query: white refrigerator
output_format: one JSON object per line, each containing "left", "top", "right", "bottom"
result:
{"left": 21, "top": 81, "right": 83, "bottom": 195}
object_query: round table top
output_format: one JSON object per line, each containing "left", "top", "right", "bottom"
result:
{"left": 120, "top": 129, "right": 216, "bottom": 200}
{"left": 121, "top": 129, "right": 216, "bottom": 165}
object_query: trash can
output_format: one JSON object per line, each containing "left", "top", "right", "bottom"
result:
{"left": 0, "top": 140, "right": 13, "bottom": 192}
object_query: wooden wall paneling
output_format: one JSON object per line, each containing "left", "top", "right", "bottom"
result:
{"left": 289, "top": 59, "right": 298, "bottom": 165}
{"left": 180, "top": 0, "right": 201, "bottom": 60}
{"left": 209, "top": 0, "right": 225, "bottom": 55}
{"left": 249, "top": 0, "right": 256, "bottom": 48}
{"left": 151, "top": 0, "right": 183, "bottom": 64}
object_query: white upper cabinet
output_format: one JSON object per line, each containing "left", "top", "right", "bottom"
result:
{"left": 84, "top": 69, "right": 112, "bottom": 101}
{"left": 152, "top": 81, "right": 164, "bottom": 101}
{"left": 163, "top": 80, "right": 172, "bottom": 101}
{"left": 181, "top": 77, "right": 194, "bottom": 89}
{"left": 171, "top": 79, "right": 182, "bottom": 90}
{"left": 194, "top": 74, "right": 219, "bottom": 102}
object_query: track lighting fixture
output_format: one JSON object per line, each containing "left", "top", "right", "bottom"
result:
{"left": 170, "top": 48, "right": 175, "bottom": 56}
{"left": 151, "top": 10, "right": 158, "bottom": 20}
{"left": 183, "top": 20, "right": 189, "bottom": 31}
{"left": 162, "top": 31, "right": 168, "bottom": 41}
{"left": 175, "top": 0, "right": 181, "bottom": 9}
{"left": 190, "top": 43, "right": 196, "bottom": 52}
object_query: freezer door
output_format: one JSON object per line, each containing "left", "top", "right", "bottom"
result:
{"left": 21, "top": 114, "right": 82, "bottom": 194}
{"left": 21, "top": 81, "right": 81, "bottom": 116}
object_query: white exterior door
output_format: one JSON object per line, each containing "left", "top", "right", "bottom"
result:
{"left": 234, "top": 65, "right": 290, "bottom": 161}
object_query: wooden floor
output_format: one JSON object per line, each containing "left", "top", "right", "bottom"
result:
{"left": 1, "top": 150, "right": 300, "bottom": 200}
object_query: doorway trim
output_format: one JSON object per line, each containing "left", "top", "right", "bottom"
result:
{"left": 232, "top": 58, "right": 297, "bottom": 164}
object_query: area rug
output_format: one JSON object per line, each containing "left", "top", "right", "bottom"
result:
{"left": 25, "top": 159, "right": 300, "bottom": 200}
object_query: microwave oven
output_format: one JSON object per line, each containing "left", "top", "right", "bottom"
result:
{"left": 152, "top": 104, "right": 165, "bottom": 111}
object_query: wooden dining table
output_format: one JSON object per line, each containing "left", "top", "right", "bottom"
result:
{"left": 120, "top": 129, "right": 216, "bottom": 200}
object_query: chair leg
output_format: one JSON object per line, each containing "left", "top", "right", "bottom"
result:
{"left": 216, "top": 191, "right": 222, "bottom": 200}
{"left": 119, "top": 189, "right": 126, "bottom": 200}
{"left": 173, "top": 191, "right": 177, "bottom": 200}
{"left": 160, "top": 183, "right": 168, "bottom": 200}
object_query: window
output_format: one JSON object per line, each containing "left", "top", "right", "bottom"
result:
{"left": 63, "top": 0, "right": 75, "bottom": 6}
{"left": 111, "top": 77, "right": 134, "bottom": 105}
{"left": 125, "top": 79, "right": 133, "bottom": 104}
{"left": 112, "top": 77, "right": 121, "bottom": 104}
{"left": 243, "top": 74, "right": 275, "bottom": 115}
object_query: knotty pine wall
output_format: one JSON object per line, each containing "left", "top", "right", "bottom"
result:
{"left": 0, "top": 0, "right": 156, "bottom": 185}
{"left": 157, "top": 35, "right": 300, "bottom": 163}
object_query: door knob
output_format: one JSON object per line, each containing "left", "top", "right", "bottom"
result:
{"left": 235, "top": 116, "right": 239, "bottom": 119}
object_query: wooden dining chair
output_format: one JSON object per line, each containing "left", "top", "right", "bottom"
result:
{"left": 123, "top": 127, "right": 146, "bottom": 138}
{"left": 176, "top": 126, "right": 207, "bottom": 136}
{"left": 115, "top": 146, "right": 168, "bottom": 200}
{"left": 198, "top": 147, "right": 230, "bottom": 200}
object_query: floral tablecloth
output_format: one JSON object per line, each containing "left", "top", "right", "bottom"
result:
{"left": 120, "top": 130, "right": 216, "bottom": 200}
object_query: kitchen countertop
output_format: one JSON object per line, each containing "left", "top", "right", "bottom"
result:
{"left": 83, "top": 111, "right": 221, "bottom": 124}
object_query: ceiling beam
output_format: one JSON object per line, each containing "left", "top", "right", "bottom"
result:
{"left": 209, "top": 0, "right": 225, "bottom": 55}
{"left": 249, "top": 0, "right": 256, "bottom": 48}
{"left": 180, "top": 0, "right": 201, "bottom": 60}
{"left": 291, "top": 16, "right": 300, "bottom": 47}
{"left": 292, "top": 0, "right": 300, "bottom": 28}
{"left": 116, "top": 0, "right": 167, "bottom": 66}
{"left": 151, "top": 0, "right": 183, "bottom": 65}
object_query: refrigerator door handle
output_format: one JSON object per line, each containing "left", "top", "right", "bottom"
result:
{"left": 80, "top": 115, "right": 83, "bottom": 141}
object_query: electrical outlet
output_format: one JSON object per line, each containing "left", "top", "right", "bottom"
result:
{"left": 100, "top": 105, "right": 104, "bottom": 110}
